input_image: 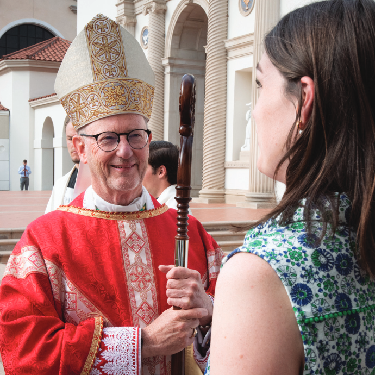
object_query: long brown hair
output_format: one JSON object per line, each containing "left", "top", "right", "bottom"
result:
{"left": 251, "top": 0, "right": 375, "bottom": 275}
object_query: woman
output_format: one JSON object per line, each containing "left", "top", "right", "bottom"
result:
{"left": 207, "top": 1, "right": 375, "bottom": 374}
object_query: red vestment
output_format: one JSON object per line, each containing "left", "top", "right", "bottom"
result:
{"left": 0, "top": 193, "right": 223, "bottom": 375}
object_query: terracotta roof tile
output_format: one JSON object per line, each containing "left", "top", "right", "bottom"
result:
{"left": 28, "top": 93, "right": 57, "bottom": 102}
{"left": 1, "top": 37, "right": 71, "bottom": 62}
{"left": 0, "top": 102, "right": 9, "bottom": 111}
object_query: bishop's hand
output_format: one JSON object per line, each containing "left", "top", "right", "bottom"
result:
{"left": 141, "top": 307, "right": 207, "bottom": 358}
{"left": 159, "top": 265, "right": 213, "bottom": 326}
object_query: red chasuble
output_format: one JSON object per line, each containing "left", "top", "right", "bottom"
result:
{"left": 0, "top": 193, "right": 223, "bottom": 375}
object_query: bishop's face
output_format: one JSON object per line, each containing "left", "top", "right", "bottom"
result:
{"left": 75, "top": 113, "right": 152, "bottom": 205}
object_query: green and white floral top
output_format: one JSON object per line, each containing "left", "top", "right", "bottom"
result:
{"left": 205, "top": 194, "right": 375, "bottom": 375}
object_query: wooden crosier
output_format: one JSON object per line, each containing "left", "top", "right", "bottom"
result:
{"left": 171, "top": 73, "right": 196, "bottom": 375}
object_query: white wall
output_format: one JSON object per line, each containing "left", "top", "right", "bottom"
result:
{"left": 77, "top": 0, "right": 117, "bottom": 31}
{"left": 280, "top": 0, "right": 313, "bottom": 16}
{"left": 0, "top": 105, "right": 10, "bottom": 191}
{"left": 226, "top": 57, "right": 252, "bottom": 162}
{"left": 228, "top": 0, "right": 254, "bottom": 39}
{"left": 275, "top": 181, "right": 286, "bottom": 202}
{"left": 225, "top": 168, "right": 249, "bottom": 190}
{"left": 135, "top": 13, "right": 150, "bottom": 60}
{"left": 165, "top": 0, "right": 180, "bottom": 36}
{"left": 0, "top": 67, "right": 59, "bottom": 191}
{"left": 0, "top": 137, "right": 10, "bottom": 190}
{"left": 0, "top": 70, "right": 35, "bottom": 191}
{"left": 0, "top": 73, "right": 12, "bottom": 118}
{"left": 34, "top": 104, "right": 65, "bottom": 141}
{"left": 29, "top": 71, "right": 58, "bottom": 100}
{"left": 33, "top": 102, "right": 73, "bottom": 190}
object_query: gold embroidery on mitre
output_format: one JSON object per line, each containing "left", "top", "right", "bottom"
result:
{"left": 85, "top": 14, "right": 128, "bottom": 81}
{"left": 60, "top": 14, "right": 154, "bottom": 129}
{"left": 60, "top": 78, "right": 154, "bottom": 129}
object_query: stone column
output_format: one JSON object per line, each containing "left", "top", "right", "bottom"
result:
{"left": 240, "top": 0, "right": 280, "bottom": 208}
{"left": 198, "top": 0, "right": 228, "bottom": 203}
{"left": 116, "top": 0, "right": 137, "bottom": 36}
{"left": 143, "top": 1, "right": 167, "bottom": 141}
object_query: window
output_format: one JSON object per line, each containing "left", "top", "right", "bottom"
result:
{"left": 0, "top": 24, "right": 54, "bottom": 59}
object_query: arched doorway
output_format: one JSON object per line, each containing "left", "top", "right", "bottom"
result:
{"left": 164, "top": 1, "right": 208, "bottom": 196}
{"left": 40, "top": 117, "right": 54, "bottom": 190}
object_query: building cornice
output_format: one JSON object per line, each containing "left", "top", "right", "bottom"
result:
{"left": 134, "top": 0, "right": 151, "bottom": 15}
{"left": 162, "top": 57, "right": 206, "bottom": 75}
{"left": 116, "top": 0, "right": 136, "bottom": 32}
{"left": 29, "top": 95, "right": 60, "bottom": 108}
{"left": 142, "top": 1, "right": 167, "bottom": 15}
{"left": 118, "top": 0, "right": 170, "bottom": 30}
{"left": 224, "top": 161, "right": 250, "bottom": 169}
{"left": 0, "top": 60, "right": 61, "bottom": 75}
{"left": 134, "top": 0, "right": 169, "bottom": 16}
{"left": 69, "top": 5, "right": 77, "bottom": 14}
{"left": 224, "top": 33, "right": 254, "bottom": 60}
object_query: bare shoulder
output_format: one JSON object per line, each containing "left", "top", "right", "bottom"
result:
{"left": 210, "top": 252, "right": 304, "bottom": 375}
{"left": 218, "top": 252, "right": 278, "bottom": 285}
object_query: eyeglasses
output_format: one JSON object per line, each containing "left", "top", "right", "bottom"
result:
{"left": 80, "top": 129, "right": 152, "bottom": 152}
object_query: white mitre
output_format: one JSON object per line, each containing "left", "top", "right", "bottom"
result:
{"left": 55, "top": 14, "right": 155, "bottom": 130}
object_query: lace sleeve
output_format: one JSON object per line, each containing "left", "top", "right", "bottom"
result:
{"left": 89, "top": 327, "right": 141, "bottom": 375}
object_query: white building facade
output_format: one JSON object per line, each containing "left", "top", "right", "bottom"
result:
{"left": 76, "top": 0, "right": 312, "bottom": 206}
{"left": 1, "top": 0, "right": 311, "bottom": 206}
{"left": 0, "top": 0, "right": 77, "bottom": 191}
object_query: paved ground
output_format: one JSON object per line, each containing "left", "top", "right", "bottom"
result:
{"left": 0, "top": 190, "right": 270, "bottom": 228}
{"left": 0, "top": 191, "right": 51, "bottom": 229}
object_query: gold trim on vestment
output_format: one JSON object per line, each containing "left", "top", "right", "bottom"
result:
{"left": 57, "top": 204, "right": 169, "bottom": 220}
{"left": 80, "top": 316, "right": 104, "bottom": 375}
{"left": 60, "top": 78, "right": 154, "bottom": 130}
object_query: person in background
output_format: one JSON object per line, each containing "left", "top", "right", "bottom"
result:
{"left": 18, "top": 159, "right": 31, "bottom": 190}
{"left": 143, "top": 141, "right": 181, "bottom": 210}
{"left": 207, "top": 0, "right": 375, "bottom": 374}
{"left": 45, "top": 117, "right": 79, "bottom": 213}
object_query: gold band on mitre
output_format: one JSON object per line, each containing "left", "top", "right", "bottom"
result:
{"left": 60, "top": 78, "right": 154, "bottom": 129}
{"left": 55, "top": 14, "right": 155, "bottom": 130}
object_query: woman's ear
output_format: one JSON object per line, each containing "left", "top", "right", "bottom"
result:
{"left": 300, "top": 76, "right": 314, "bottom": 128}
{"left": 72, "top": 135, "right": 88, "bottom": 164}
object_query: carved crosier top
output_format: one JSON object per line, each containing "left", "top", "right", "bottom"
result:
{"left": 175, "top": 74, "right": 196, "bottom": 242}
{"left": 178, "top": 74, "right": 196, "bottom": 137}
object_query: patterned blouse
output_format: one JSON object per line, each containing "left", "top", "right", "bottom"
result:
{"left": 205, "top": 194, "right": 375, "bottom": 375}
